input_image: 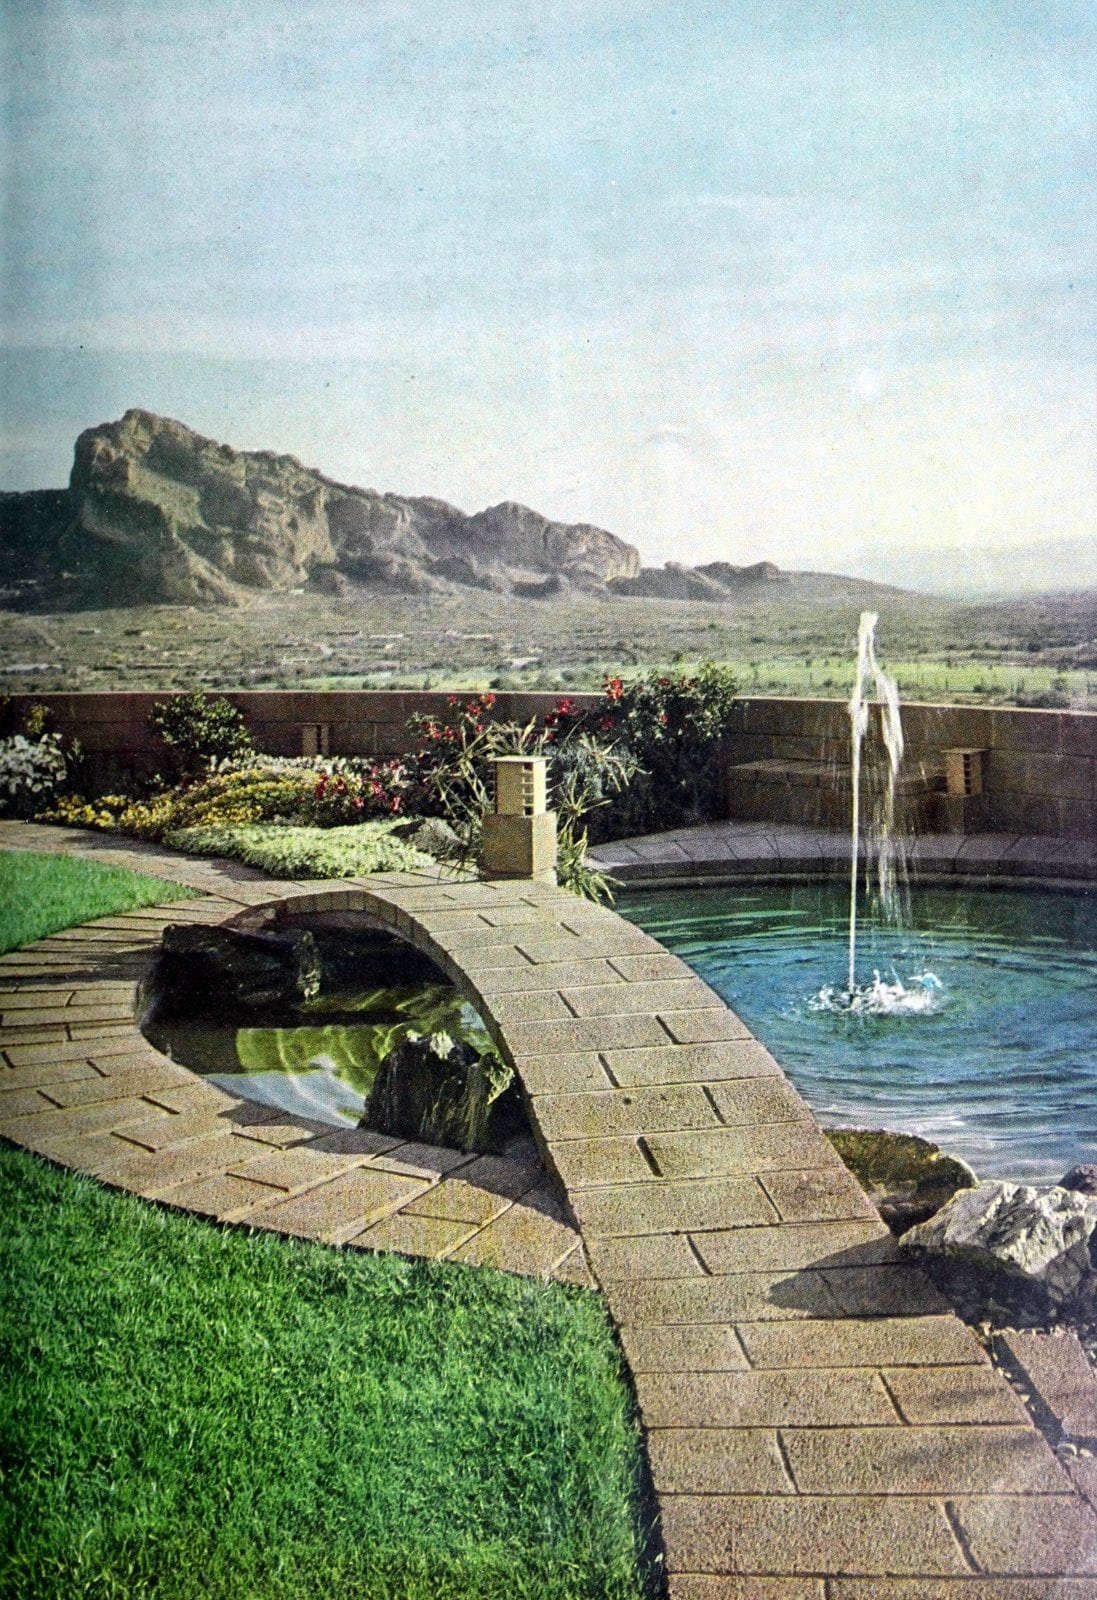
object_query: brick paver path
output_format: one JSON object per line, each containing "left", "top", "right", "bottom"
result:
{"left": 3, "top": 820, "right": 1097, "bottom": 1594}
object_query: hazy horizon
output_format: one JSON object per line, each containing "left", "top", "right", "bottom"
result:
{"left": 3, "top": 1, "right": 1094, "bottom": 598}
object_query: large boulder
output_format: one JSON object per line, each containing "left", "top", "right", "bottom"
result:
{"left": 154, "top": 924, "right": 322, "bottom": 1011}
{"left": 825, "top": 1127, "right": 977, "bottom": 1233}
{"left": 900, "top": 1180, "right": 1097, "bottom": 1311}
{"left": 360, "top": 1032, "right": 523, "bottom": 1154}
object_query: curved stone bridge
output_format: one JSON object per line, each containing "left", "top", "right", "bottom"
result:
{"left": 2, "top": 819, "right": 1096, "bottom": 1596}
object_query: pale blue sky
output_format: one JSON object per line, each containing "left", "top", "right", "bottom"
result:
{"left": 2, "top": 0, "right": 1094, "bottom": 591}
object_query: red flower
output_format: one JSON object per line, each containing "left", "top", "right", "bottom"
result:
{"left": 600, "top": 715, "right": 615, "bottom": 730}
{"left": 605, "top": 676, "right": 624, "bottom": 701}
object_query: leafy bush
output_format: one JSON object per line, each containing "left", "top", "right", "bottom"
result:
{"left": 545, "top": 664, "right": 738, "bottom": 838}
{"left": 0, "top": 731, "right": 72, "bottom": 819}
{"left": 163, "top": 822, "right": 432, "bottom": 878}
{"left": 151, "top": 691, "right": 253, "bottom": 778}
{"left": 43, "top": 758, "right": 412, "bottom": 840}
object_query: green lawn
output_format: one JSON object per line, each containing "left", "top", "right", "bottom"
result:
{"left": 0, "top": 1147, "right": 655, "bottom": 1600}
{"left": 0, "top": 849, "right": 196, "bottom": 954}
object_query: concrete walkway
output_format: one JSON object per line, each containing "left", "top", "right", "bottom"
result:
{"left": 3, "top": 820, "right": 1097, "bottom": 1595}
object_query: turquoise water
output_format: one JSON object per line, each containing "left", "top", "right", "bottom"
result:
{"left": 621, "top": 883, "right": 1097, "bottom": 1185}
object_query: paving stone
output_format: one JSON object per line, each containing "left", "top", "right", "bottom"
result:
{"left": 157, "top": 1172, "right": 282, "bottom": 1221}
{"left": 635, "top": 1368, "right": 898, "bottom": 1428}
{"left": 229, "top": 1118, "right": 322, "bottom": 1149}
{"left": 692, "top": 1220, "right": 895, "bottom": 1276}
{"left": 69, "top": 1021, "right": 149, "bottom": 1041}
{"left": 485, "top": 991, "right": 575, "bottom": 1023}
{"left": 561, "top": 977, "right": 718, "bottom": 1017}
{"left": 440, "top": 1152, "right": 544, "bottom": 1200}
{"left": 0, "top": 1025, "right": 67, "bottom": 1046}
{"left": 659, "top": 1009, "right": 765, "bottom": 1045}
{"left": 668, "top": 1580, "right": 825, "bottom": 1600}
{"left": 0, "top": 1086, "right": 61, "bottom": 1117}
{"left": 507, "top": 1051, "right": 615, "bottom": 1094}
{"left": 783, "top": 1425, "right": 1066, "bottom": 1496}
{"left": 113, "top": 1109, "right": 237, "bottom": 1152}
{"left": 703, "top": 1077, "right": 810, "bottom": 1128}
{"left": 0, "top": 1095, "right": 164, "bottom": 1144}
{"left": 572, "top": 1176, "right": 778, "bottom": 1238}
{"left": 830, "top": 1583, "right": 1097, "bottom": 1599}
{"left": 446, "top": 1204, "right": 579, "bottom": 1275}
{"left": 601, "top": 1040, "right": 776, "bottom": 1087}
{"left": 532, "top": 1084, "right": 721, "bottom": 1141}
{"left": 41, "top": 1062, "right": 192, "bottom": 1107}
{"left": 1068, "top": 1455, "right": 1097, "bottom": 1513}
{"left": 820, "top": 1264, "right": 952, "bottom": 1317}
{"left": 585, "top": 1232, "right": 705, "bottom": 1281}
{"left": 605, "top": 1270, "right": 843, "bottom": 1327}
{"left": 1, "top": 1003, "right": 134, "bottom": 1027}
{"left": 619, "top": 1324, "right": 749, "bottom": 1373}
{"left": 647, "top": 1123, "right": 841, "bottom": 1182}
{"left": 646, "top": 1428, "right": 793, "bottom": 1495}
{"left": 354, "top": 1210, "right": 479, "bottom": 1258}
{"left": 738, "top": 1316, "right": 987, "bottom": 1371}
{"left": 996, "top": 1329, "right": 1097, "bottom": 1442}
{"left": 4, "top": 1056, "right": 104, "bottom": 1088}
{"left": 142, "top": 1081, "right": 245, "bottom": 1115}
{"left": 228, "top": 1145, "right": 369, "bottom": 1193}
{"left": 471, "top": 960, "right": 624, "bottom": 994}
{"left": 370, "top": 1141, "right": 475, "bottom": 1180}
{"left": 515, "top": 932, "right": 660, "bottom": 965}
{"left": 762, "top": 1166, "right": 879, "bottom": 1222}
{"left": 403, "top": 1180, "right": 513, "bottom": 1226}
{"left": 659, "top": 1494, "right": 969, "bottom": 1577}
{"left": 547, "top": 1135, "right": 657, "bottom": 1189}
{"left": 302, "top": 1126, "right": 403, "bottom": 1157}
{"left": 249, "top": 1167, "right": 431, "bottom": 1243}
{"left": 608, "top": 952, "right": 697, "bottom": 982}
{"left": 0, "top": 988, "right": 77, "bottom": 1007}
{"left": 952, "top": 1495, "right": 1097, "bottom": 1575}
{"left": 504, "top": 1015, "right": 671, "bottom": 1056}
{"left": 97, "top": 1131, "right": 243, "bottom": 1196}
{"left": 885, "top": 1365, "right": 1033, "bottom": 1425}
{"left": 550, "top": 1245, "right": 596, "bottom": 1287}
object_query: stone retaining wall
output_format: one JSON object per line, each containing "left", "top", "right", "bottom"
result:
{"left": 7, "top": 689, "right": 1095, "bottom": 838}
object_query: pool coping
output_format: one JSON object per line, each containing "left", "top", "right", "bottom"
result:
{"left": 3, "top": 818, "right": 1097, "bottom": 1592}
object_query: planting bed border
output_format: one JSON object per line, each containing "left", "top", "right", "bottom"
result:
{"left": 2, "top": 819, "right": 1097, "bottom": 1594}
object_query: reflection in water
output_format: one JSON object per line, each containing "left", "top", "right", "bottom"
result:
{"left": 146, "top": 982, "right": 499, "bottom": 1131}
{"left": 622, "top": 883, "right": 1097, "bottom": 1185}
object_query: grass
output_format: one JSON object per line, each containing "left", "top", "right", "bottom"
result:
{"left": 0, "top": 1146, "right": 654, "bottom": 1600}
{"left": 163, "top": 821, "right": 432, "bottom": 877}
{"left": 0, "top": 849, "right": 196, "bottom": 954}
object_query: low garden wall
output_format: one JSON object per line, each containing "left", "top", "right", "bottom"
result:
{"left": 6, "top": 689, "right": 1095, "bottom": 840}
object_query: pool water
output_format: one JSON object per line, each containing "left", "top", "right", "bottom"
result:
{"left": 622, "top": 883, "right": 1097, "bottom": 1185}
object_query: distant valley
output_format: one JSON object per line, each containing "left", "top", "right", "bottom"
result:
{"left": 0, "top": 410, "right": 1093, "bottom": 709}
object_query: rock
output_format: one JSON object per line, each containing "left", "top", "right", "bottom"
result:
{"left": 39, "top": 409, "right": 641, "bottom": 606}
{"left": 154, "top": 923, "right": 322, "bottom": 1011}
{"left": 407, "top": 816, "right": 466, "bottom": 861}
{"left": 900, "top": 1181, "right": 1097, "bottom": 1311}
{"left": 359, "top": 1032, "right": 523, "bottom": 1154}
{"left": 1061, "top": 1165, "right": 1097, "bottom": 1197}
{"left": 824, "top": 1127, "right": 977, "bottom": 1233}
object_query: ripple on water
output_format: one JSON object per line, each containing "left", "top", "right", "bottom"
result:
{"left": 622, "top": 882, "right": 1097, "bottom": 1185}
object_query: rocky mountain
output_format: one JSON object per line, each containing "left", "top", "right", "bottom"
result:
{"left": 0, "top": 408, "right": 900, "bottom": 610}
{"left": 0, "top": 410, "right": 641, "bottom": 607}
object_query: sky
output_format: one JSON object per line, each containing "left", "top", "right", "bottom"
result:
{"left": 2, "top": 0, "right": 1094, "bottom": 595}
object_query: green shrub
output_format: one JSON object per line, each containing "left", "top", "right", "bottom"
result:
{"left": 151, "top": 691, "right": 254, "bottom": 777}
{"left": 545, "top": 663, "right": 738, "bottom": 838}
{"left": 164, "top": 822, "right": 432, "bottom": 878}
